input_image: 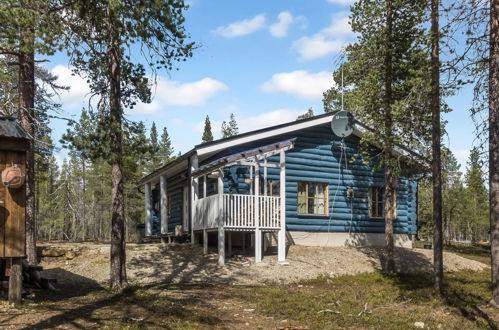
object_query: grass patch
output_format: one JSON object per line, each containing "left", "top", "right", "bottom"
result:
{"left": 445, "top": 243, "right": 491, "bottom": 266}
{"left": 236, "top": 270, "right": 496, "bottom": 329}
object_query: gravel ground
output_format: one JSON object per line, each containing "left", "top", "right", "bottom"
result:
{"left": 38, "top": 242, "right": 488, "bottom": 287}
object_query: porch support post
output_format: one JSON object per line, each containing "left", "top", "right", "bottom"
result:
{"left": 203, "top": 174, "right": 207, "bottom": 198}
{"left": 218, "top": 170, "right": 225, "bottom": 266}
{"left": 203, "top": 174, "right": 208, "bottom": 253}
{"left": 145, "top": 182, "right": 152, "bottom": 237}
{"left": 263, "top": 157, "right": 268, "bottom": 196}
{"left": 190, "top": 154, "right": 198, "bottom": 244}
{"left": 203, "top": 229, "right": 208, "bottom": 254}
{"left": 255, "top": 160, "right": 262, "bottom": 263}
{"left": 278, "top": 149, "right": 286, "bottom": 262}
{"left": 160, "top": 175, "right": 168, "bottom": 237}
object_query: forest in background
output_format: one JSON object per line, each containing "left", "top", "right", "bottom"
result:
{"left": 34, "top": 113, "right": 241, "bottom": 242}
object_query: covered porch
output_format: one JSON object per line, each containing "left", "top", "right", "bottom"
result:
{"left": 191, "top": 139, "right": 294, "bottom": 266}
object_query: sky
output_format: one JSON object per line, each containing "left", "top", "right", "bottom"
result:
{"left": 45, "top": 0, "right": 478, "bottom": 172}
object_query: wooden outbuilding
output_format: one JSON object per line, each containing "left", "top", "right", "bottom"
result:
{"left": 0, "top": 116, "right": 30, "bottom": 303}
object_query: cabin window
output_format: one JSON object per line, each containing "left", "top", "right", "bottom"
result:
{"left": 197, "top": 176, "right": 218, "bottom": 198}
{"left": 259, "top": 179, "right": 280, "bottom": 197}
{"left": 297, "top": 182, "right": 328, "bottom": 215}
{"left": 369, "top": 186, "right": 384, "bottom": 219}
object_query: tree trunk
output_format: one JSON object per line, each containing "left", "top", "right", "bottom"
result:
{"left": 490, "top": 0, "right": 499, "bottom": 306}
{"left": 108, "top": 5, "right": 127, "bottom": 291}
{"left": 383, "top": 0, "right": 396, "bottom": 273}
{"left": 431, "top": 0, "right": 444, "bottom": 295}
{"left": 18, "top": 50, "right": 37, "bottom": 265}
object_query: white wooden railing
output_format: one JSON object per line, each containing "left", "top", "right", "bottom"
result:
{"left": 193, "top": 194, "right": 281, "bottom": 231}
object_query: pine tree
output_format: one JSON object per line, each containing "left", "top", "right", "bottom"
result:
{"left": 150, "top": 122, "right": 159, "bottom": 154}
{"left": 145, "top": 122, "right": 161, "bottom": 172}
{"left": 491, "top": 0, "right": 499, "bottom": 306}
{"left": 297, "top": 108, "right": 314, "bottom": 120}
{"left": 464, "top": 148, "right": 489, "bottom": 242}
{"left": 202, "top": 115, "right": 214, "bottom": 143}
{"left": 159, "top": 126, "right": 174, "bottom": 163}
{"left": 221, "top": 113, "right": 239, "bottom": 138}
{"left": 323, "top": 0, "right": 431, "bottom": 273}
{"left": 0, "top": 0, "right": 69, "bottom": 265}
{"left": 59, "top": 0, "right": 193, "bottom": 290}
{"left": 431, "top": 0, "right": 443, "bottom": 294}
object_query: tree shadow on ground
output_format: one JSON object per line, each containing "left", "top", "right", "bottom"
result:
{"left": 23, "top": 282, "right": 230, "bottom": 330}
{"left": 349, "top": 237, "right": 498, "bottom": 329}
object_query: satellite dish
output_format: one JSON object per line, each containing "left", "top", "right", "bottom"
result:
{"left": 331, "top": 111, "right": 355, "bottom": 138}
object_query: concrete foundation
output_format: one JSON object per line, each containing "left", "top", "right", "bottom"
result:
{"left": 288, "top": 231, "right": 414, "bottom": 248}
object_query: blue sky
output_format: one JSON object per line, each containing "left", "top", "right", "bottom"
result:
{"left": 46, "top": 0, "right": 477, "bottom": 172}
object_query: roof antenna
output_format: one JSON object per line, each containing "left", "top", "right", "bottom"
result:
{"left": 341, "top": 64, "right": 344, "bottom": 112}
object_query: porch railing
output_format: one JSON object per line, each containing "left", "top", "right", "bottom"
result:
{"left": 193, "top": 194, "right": 281, "bottom": 231}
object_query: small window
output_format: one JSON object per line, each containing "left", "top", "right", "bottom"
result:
{"left": 369, "top": 186, "right": 384, "bottom": 219}
{"left": 259, "top": 179, "right": 280, "bottom": 197}
{"left": 297, "top": 182, "right": 328, "bottom": 215}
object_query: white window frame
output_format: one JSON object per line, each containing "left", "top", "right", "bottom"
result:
{"left": 297, "top": 182, "right": 329, "bottom": 216}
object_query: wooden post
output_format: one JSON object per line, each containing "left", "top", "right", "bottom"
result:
{"left": 218, "top": 170, "right": 225, "bottom": 266}
{"left": 264, "top": 157, "right": 268, "bottom": 197}
{"left": 242, "top": 233, "right": 246, "bottom": 253}
{"left": 190, "top": 154, "right": 198, "bottom": 244}
{"left": 249, "top": 166, "right": 253, "bottom": 195}
{"left": 278, "top": 149, "right": 286, "bottom": 262}
{"left": 160, "top": 175, "right": 168, "bottom": 242}
{"left": 144, "top": 182, "right": 152, "bottom": 237}
{"left": 203, "top": 229, "right": 208, "bottom": 255}
{"left": 8, "top": 258, "right": 22, "bottom": 304}
{"left": 255, "top": 160, "right": 262, "bottom": 263}
{"left": 203, "top": 175, "right": 207, "bottom": 198}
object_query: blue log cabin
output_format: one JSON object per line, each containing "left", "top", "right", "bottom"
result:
{"left": 138, "top": 112, "right": 419, "bottom": 266}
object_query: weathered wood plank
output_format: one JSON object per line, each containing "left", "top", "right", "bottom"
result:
{"left": 8, "top": 258, "right": 22, "bottom": 304}
{"left": 4, "top": 151, "right": 26, "bottom": 257}
{"left": 0, "top": 150, "right": 6, "bottom": 258}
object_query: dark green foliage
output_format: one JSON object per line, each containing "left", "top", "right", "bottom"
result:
{"left": 418, "top": 148, "right": 489, "bottom": 242}
{"left": 159, "top": 126, "right": 174, "bottom": 162}
{"left": 323, "top": 0, "right": 437, "bottom": 163}
{"left": 221, "top": 113, "right": 238, "bottom": 138}
{"left": 202, "top": 115, "right": 214, "bottom": 143}
{"left": 296, "top": 108, "right": 314, "bottom": 120}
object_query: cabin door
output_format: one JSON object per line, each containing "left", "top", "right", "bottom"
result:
{"left": 182, "top": 185, "right": 189, "bottom": 232}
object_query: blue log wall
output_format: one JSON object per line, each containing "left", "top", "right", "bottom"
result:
{"left": 205, "top": 123, "right": 417, "bottom": 235}
{"left": 151, "top": 170, "right": 188, "bottom": 235}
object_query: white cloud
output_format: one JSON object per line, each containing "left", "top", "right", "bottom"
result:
{"left": 51, "top": 66, "right": 227, "bottom": 115}
{"left": 214, "top": 14, "right": 267, "bottom": 38}
{"left": 238, "top": 109, "right": 306, "bottom": 132}
{"left": 51, "top": 65, "right": 91, "bottom": 111}
{"left": 293, "top": 36, "right": 345, "bottom": 61}
{"left": 154, "top": 77, "right": 228, "bottom": 106}
{"left": 269, "top": 11, "right": 294, "bottom": 38}
{"left": 130, "top": 77, "right": 228, "bottom": 115}
{"left": 292, "top": 12, "right": 353, "bottom": 60}
{"left": 326, "top": 0, "right": 356, "bottom": 5}
{"left": 261, "top": 70, "right": 332, "bottom": 100}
